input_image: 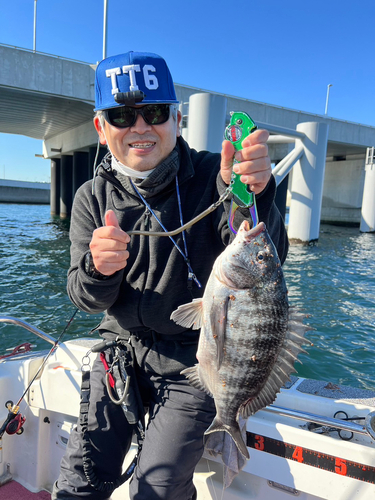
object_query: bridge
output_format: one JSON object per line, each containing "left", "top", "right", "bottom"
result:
{"left": 1, "top": 44, "right": 375, "bottom": 239}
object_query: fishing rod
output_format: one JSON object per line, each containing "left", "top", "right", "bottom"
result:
{"left": 0, "top": 311, "right": 78, "bottom": 438}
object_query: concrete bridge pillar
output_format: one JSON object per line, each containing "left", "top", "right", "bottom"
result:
{"left": 288, "top": 122, "right": 329, "bottom": 244}
{"left": 187, "top": 93, "right": 227, "bottom": 153}
{"left": 60, "top": 155, "right": 73, "bottom": 219}
{"left": 50, "top": 158, "right": 61, "bottom": 216}
{"left": 73, "top": 151, "right": 89, "bottom": 195}
{"left": 360, "top": 147, "right": 375, "bottom": 232}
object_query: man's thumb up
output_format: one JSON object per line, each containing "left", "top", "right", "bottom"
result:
{"left": 105, "top": 209, "right": 121, "bottom": 229}
{"left": 89, "top": 210, "right": 130, "bottom": 276}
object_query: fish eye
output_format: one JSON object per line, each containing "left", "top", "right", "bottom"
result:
{"left": 256, "top": 251, "right": 266, "bottom": 262}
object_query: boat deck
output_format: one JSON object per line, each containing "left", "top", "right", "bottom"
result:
{"left": 0, "top": 480, "right": 50, "bottom": 499}
{"left": 1, "top": 338, "right": 375, "bottom": 499}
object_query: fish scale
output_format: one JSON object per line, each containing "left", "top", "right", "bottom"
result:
{"left": 171, "top": 220, "right": 311, "bottom": 460}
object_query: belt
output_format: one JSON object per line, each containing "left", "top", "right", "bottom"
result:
{"left": 128, "top": 329, "right": 199, "bottom": 345}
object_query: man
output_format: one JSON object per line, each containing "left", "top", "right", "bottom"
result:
{"left": 53, "top": 51, "right": 288, "bottom": 500}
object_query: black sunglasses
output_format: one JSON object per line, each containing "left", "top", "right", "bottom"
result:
{"left": 103, "top": 104, "right": 171, "bottom": 128}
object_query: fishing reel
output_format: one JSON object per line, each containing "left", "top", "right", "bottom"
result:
{"left": 1, "top": 400, "right": 26, "bottom": 437}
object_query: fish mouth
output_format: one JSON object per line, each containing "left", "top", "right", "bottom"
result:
{"left": 239, "top": 220, "right": 266, "bottom": 240}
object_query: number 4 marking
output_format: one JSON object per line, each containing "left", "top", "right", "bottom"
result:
{"left": 292, "top": 446, "right": 304, "bottom": 463}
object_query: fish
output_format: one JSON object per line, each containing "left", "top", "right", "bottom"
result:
{"left": 170, "top": 220, "right": 310, "bottom": 459}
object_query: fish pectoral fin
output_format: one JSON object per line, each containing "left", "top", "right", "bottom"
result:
{"left": 181, "top": 365, "right": 213, "bottom": 397}
{"left": 210, "top": 297, "right": 229, "bottom": 370}
{"left": 170, "top": 298, "right": 204, "bottom": 329}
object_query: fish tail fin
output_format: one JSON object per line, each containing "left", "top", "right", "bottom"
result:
{"left": 205, "top": 417, "right": 249, "bottom": 459}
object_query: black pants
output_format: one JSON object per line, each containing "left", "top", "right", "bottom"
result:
{"left": 52, "top": 336, "right": 215, "bottom": 500}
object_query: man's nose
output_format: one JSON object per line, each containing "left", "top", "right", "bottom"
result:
{"left": 130, "top": 112, "right": 152, "bottom": 133}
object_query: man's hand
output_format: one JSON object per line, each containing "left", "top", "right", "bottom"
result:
{"left": 89, "top": 210, "right": 131, "bottom": 276}
{"left": 220, "top": 129, "right": 271, "bottom": 195}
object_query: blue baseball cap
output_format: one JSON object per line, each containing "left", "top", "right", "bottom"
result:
{"left": 94, "top": 51, "right": 179, "bottom": 111}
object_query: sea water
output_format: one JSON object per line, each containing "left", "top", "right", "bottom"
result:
{"left": 1, "top": 204, "right": 375, "bottom": 390}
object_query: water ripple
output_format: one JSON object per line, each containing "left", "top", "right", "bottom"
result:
{"left": 284, "top": 225, "right": 375, "bottom": 390}
{"left": 1, "top": 205, "right": 375, "bottom": 390}
{"left": 0, "top": 204, "right": 102, "bottom": 353}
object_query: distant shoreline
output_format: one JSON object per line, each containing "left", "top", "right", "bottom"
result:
{"left": 0, "top": 179, "right": 50, "bottom": 204}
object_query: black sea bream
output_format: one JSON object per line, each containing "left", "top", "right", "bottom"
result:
{"left": 171, "top": 220, "right": 310, "bottom": 459}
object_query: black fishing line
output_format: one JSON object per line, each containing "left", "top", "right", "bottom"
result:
{"left": 15, "top": 308, "right": 79, "bottom": 406}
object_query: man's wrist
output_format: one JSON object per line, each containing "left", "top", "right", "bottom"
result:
{"left": 84, "top": 251, "right": 110, "bottom": 280}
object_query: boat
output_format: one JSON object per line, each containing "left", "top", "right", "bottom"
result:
{"left": 1, "top": 315, "right": 375, "bottom": 500}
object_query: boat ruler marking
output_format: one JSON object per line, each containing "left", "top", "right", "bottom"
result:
{"left": 247, "top": 432, "right": 375, "bottom": 484}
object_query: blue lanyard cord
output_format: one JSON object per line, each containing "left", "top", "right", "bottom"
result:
{"left": 175, "top": 176, "right": 189, "bottom": 258}
{"left": 129, "top": 178, "right": 202, "bottom": 289}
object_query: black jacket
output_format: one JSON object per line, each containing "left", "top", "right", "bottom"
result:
{"left": 67, "top": 136, "right": 288, "bottom": 339}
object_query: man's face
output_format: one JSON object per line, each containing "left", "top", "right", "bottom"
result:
{"left": 94, "top": 105, "right": 181, "bottom": 172}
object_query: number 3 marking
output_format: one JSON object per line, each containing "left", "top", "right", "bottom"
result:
{"left": 255, "top": 435, "right": 265, "bottom": 451}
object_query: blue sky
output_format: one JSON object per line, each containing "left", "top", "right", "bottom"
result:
{"left": 1, "top": 0, "right": 375, "bottom": 182}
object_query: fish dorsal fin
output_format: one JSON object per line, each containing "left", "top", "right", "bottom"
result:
{"left": 170, "top": 298, "right": 204, "bottom": 330}
{"left": 240, "top": 308, "right": 312, "bottom": 418}
{"left": 210, "top": 296, "right": 229, "bottom": 370}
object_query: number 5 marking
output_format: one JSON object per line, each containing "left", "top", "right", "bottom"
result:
{"left": 335, "top": 458, "right": 347, "bottom": 476}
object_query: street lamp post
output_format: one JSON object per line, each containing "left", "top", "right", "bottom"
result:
{"left": 325, "top": 84, "right": 332, "bottom": 115}
{"left": 33, "top": 0, "right": 37, "bottom": 52}
{"left": 103, "top": 0, "right": 108, "bottom": 60}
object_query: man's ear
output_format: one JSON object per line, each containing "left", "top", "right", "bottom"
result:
{"left": 176, "top": 110, "right": 182, "bottom": 138}
{"left": 93, "top": 116, "right": 107, "bottom": 145}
